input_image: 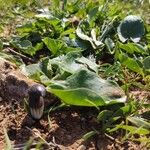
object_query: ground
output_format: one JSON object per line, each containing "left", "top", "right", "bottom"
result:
{"left": 0, "top": 58, "right": 149, "bottom": 150}
{"left": 0, "top": 96, "right": 148, "bottom": 150}
{"left": 0, "top": 57, "right": 149, "bottom": 150}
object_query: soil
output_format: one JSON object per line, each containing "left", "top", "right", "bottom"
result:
{"left": 0, "top": 58, "right": 149, "bottom": 150}
{"left": 0, "top": 97, "right": 146, "bottom": 150}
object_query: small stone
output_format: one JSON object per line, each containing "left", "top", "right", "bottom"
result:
{"left": 77, "top": 145, "right": 86, "bottom": 150}
{"left": 61, "top": 113, "right": 67, "bottom": 119}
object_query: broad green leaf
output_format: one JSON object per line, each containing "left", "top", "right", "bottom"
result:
{"left": 34, "top": 42, "right": 43, "bottom": 52}
{"left": 118, "top": 53, "right": 143, "bottom": 75}
{"left": 118, "top": 42, "right": 147, "bottom": 54}
{"left": 43, "top": 37, "right": 64, "bottom": 55}
{"left": 48, "top": 88, "right": 105, "bottom": 107}
{"left": 127, "top": 116, "right": 150, "bottom": 129}
{"left": 43, "top": 37, "right": 78, "bottom": 55}
{"left": 63, "top": 37, "right": 90, "bottom": 50}
{"left": 143, "top": 56, "right": 150, "bottom": 71}
{"left": 14, "top": 39, "right": 32, "bottom": 49}
{"left": 11, "top": 38, "right": 43, "bottom": 56}
{"left": 41, "top": 18, "right": 63, "bottom": 34}
{"left": 50, "top": 51, "right": 98, "bottom": 74}
{"left": 117, "top": 15, "right": 145, "bottom": 42}
{"left": 50, "top": 52, "right": 82, "bottom": 74}
{"left": 76, "top": 56, "right": 98, "bottom": 73}
{"left": 47, "top": 69, "right": 126, "bottom": 106}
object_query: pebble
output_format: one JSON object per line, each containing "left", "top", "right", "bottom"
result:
{"left": 77, "top": 145, "right": 86, "bottom": 150}
{"left": 61, "top": 113, "right": 67, "bottom": 119}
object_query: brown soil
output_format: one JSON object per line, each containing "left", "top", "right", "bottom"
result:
{"left": 0, "top": 97, "right": 146, "bottom": 150}
{"left": 0, "top": 58, "right": 149, "bottom": 150}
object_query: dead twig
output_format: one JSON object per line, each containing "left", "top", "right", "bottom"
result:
{"left": 105, "top": 133, "right": 122, "bottom": 144}
{"left": 25, "top": 126, "right": 61, "bottom": 149}
{"left": 4, "top": 48, "right": 36, "bottom": 63}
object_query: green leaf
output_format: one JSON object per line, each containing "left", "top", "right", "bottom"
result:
{"left": 118, "top": 53, "right": 143, "bottom": 75}
{"left": 91, "top": 29, "right": 103, "bottom": 47}
{"left": 76, "top": 56, "right": 98, "bottom": 73}
{"left": 40, "top": 75, "right": 51, "bottom": 86}
{"left": 40, "top": 58, "right": 53, "bottom": 78}
{"left": 117, "top": 15, "right": 145, "bottom": 42}
{"left": 115, "top": 125, "right": 150, "bottom": 135}
{"left": 11, "top": 38, "right": 43, "bottom": 56}
{"left": 15, "top": 39, "right": 32, "bottom": 49}
{"left": 127, "top": 116, "right": 150, "bottom": 130}
{"left": 17, "top": 22, "right": 34, "bottom": 33}
{"left": 143, "top": 56, "right": 150, "bottom": 71}
{"left": 118, "top": 42, "right": 147, "bottom": 54}
{"left": 20, "top": 63, "right": 43, "bottom": 81}
{"left": 48, "top": 88, "right": 105, "bottom": 107}
{"left": 47, "top": 69, "right": 126, "bottom": 106}
{"left": 50, "top": 51, "right": 98, "bottom": 74}
{"left": 82, "top": 131, "right": 98, "bottom": 141}
{"left": 76, "top": 27, "right": 96, "bottom": 49}
{"left": 97, "top": 110, "right": 113, "bottom": 122}
{"left": 105, "top": 38, "right": 115, "bottom": 54}
{"left": 60, "top": 28, "right": 75, "bottom": 37}
{"left": 43, "top": 37, "right": 63, "bottom": 55}
{"left": 115, "top": 102, "right": 136, "bottom": 117}
{"left": 0, "top": 39, "right": 3, "bottom": 50}
{"left": 88, "top": 6, "right": 99, "bottom": 22}
{"left": 76, "top": 26, "right": 103, "bottom": 49}
{"left": 0, "top": 52, "right": 22, "bottom": 65}
{"left": 43, "top": 37, "right": 78, "bottom": 55}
